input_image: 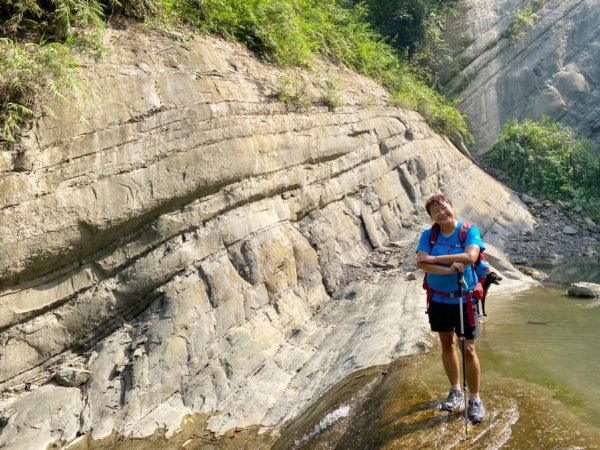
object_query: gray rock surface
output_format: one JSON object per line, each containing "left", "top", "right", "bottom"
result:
{"left": 568, "top": 282, "right": 600, "bottom": 297}
{"left": 0, "top": 28, "right": 536, "bottom": 448}
{"left": 446, "top": 0, "right": 600, "bottom": 153}
{"left": 0, "top": 385, "right": 81, "bottom": 450}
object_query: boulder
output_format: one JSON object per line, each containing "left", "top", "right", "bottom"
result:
{"left": 568, "top": 282, "right": 600, "bottom": 298}
{"left": 520, "top": 193, "right": 537, "bottom": 205}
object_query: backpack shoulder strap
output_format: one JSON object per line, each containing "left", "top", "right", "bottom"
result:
{"left": 429, "top": 223, "right": 440, "bottom": 251}
{"left": 458, "top": 221, "right": 471, "bottom": 245}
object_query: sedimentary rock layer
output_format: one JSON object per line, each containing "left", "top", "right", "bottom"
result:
{"left": 0, "top": 29, "right": 534, "bottom": 448}
{"left": 446, "top": 0, "right": 600, "bottom": 153}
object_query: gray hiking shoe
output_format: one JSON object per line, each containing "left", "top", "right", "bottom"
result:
{"left": 468, "top": 399, "right": 485, "bottom": 423}
{"left": 441, "top": 388, "right": 463, "bottom": 411}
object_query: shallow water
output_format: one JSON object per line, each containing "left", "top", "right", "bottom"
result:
{"left": 276, "top": 275, "right": 600, "bottom": 449}
{"left": 479, "top": 284, "right": 600, "bottom": 430}
{"left": 539, "top": 256, "right": 600, "bottom": 286}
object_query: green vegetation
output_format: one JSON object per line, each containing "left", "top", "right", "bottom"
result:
{"left": 0, "top": 38, "right": 84, "bottom": 142}
{"left": 165, "top": 0, "right": 471, "bottom": 141}
{"left": 391, "top": 75, "right": 470, "bottom": 140}
{"left": 0, "top": 0, "right": 159, "bottom": 40}
{"left": 320, "top": 78, "right": 345, "bottom": 111}
{"left": 1, "top": 0, "right": 471, "bottom": 145}
{"left": 276, "top": 72, "right": 311, "bottom": 112}
{"left": 505, "top": 0, "right": 549, "bottom": 42}
{"left": 342, "top": 0, "right": 459, "bottom": 61}
{"left": 486, "top": 117, "right": 600, "bottom": 220}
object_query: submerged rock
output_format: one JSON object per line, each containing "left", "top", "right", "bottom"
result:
{"left": 518, "top": 267, "right": 549, "bottom": 281}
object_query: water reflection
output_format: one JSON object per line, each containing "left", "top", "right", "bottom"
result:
{"left": 534, "top": 256, "right": 600, "bottom": 286}
{"left": 479, "top": 285, "right": 600, "bottom": 428}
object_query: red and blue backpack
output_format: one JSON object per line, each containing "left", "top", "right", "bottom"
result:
{"left": 422, "top": 221, "right": 489, "bottom": 326}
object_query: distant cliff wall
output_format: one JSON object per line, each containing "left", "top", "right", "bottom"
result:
{"left": 446, "top": 0, "right": 600, "bottom": 153}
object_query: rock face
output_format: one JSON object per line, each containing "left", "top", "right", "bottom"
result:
{"left": 0, "top": 29, "right": 534, "bottom": 447}
{"left": 446, "top": 0, "right": 600, "bottom": 153}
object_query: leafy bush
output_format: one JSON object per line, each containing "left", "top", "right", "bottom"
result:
{"left": 1, "top": 0, "right": 105, "bottom": 47}
{"left": 486, "top": 117, "right": 600, "bottom": 220}
{"left": 0, "top": 38, "right": 84, "bottom": 142}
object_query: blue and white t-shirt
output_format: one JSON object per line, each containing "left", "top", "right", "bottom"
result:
{"left": 416, "top": 221, "right": 485, "bottom": 304}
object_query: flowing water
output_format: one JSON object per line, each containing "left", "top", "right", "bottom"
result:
{"left": 275, "top": 259, "right": 600, "bottom": 449}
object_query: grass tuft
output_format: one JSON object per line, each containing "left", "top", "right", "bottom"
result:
{"left": 0, "top": 38, "right": 85, "bottom": 142}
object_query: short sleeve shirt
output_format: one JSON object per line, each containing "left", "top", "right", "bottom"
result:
{"left": 416, "top": 221, "right": 485, "bottom": 304}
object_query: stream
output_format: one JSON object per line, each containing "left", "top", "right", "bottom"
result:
{"left": 275, "top": 260, "right": 600, "bottom": 449}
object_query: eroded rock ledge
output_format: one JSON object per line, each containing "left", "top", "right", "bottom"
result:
{"left": 0, "top": 28, "right": 534, "bottom": 449}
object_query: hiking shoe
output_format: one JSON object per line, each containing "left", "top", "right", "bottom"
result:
{"left": 441, "top": 388, "right": 463, "bottom": 412}
{"left": 468, "top": 399, "right": 486, "bottom": 423}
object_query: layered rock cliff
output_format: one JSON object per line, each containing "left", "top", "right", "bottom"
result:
{"left": 0, "top": 28, "right": 534, "bottom": 448}
{"left": 446, "top": 0, "right": 600, "bottom": 153}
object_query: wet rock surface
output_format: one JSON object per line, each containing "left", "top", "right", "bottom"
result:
{"left": 275, "top": 350, "right": 600, "bottom": 450}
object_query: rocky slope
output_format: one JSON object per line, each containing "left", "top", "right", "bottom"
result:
{"left": 446, "top": 0, "right": 600, "bottom": 153}
{"left": 0, "top": 28, "right": 536, "bottom": 449}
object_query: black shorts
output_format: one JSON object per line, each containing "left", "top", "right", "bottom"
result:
{"left": 428, "top": 300, "right": 479, "bottom": 339}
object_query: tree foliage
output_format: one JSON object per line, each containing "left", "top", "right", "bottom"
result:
{"left": 346, "top": 0, "right": 459, "bottom": 57}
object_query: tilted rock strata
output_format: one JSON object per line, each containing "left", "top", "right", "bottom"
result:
{"left": 446, "top": 0, "right": 600, "bottom": 153}
{"left": 0, "top": 29, "right": 534, "bottom": 447}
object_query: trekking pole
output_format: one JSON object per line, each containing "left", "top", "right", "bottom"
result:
{"left": 458, "top": 275, "right": 469, "bottom": 439}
